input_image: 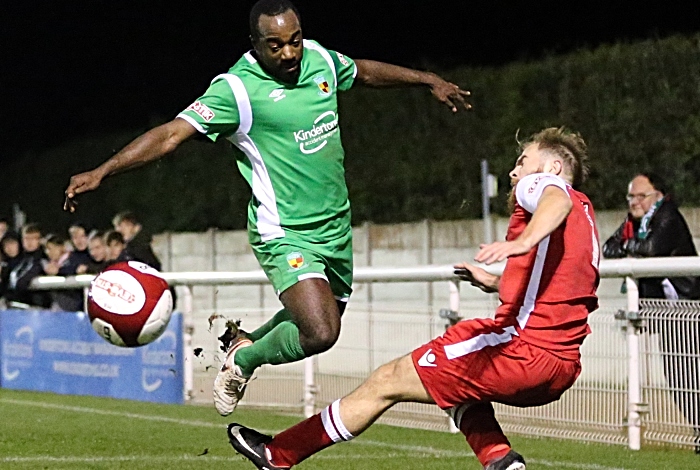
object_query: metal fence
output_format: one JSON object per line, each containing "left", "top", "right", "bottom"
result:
{"left": 26, "top": 257, "right": 700, "bottom": 451}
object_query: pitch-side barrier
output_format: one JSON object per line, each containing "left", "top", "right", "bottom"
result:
{"left": 24, "top": 257, "right": 700, "bottom": 451}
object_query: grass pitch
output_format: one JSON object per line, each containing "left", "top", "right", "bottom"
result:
{"left": 0, "top": 389, "right": 697, "bottom": 469}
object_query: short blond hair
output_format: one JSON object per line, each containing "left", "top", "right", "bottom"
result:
{"left": 522, "top": 127, "right": 590, "bottom": 187}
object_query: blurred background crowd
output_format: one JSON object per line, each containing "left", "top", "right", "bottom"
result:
{"left": 0, "top": 211, "right": 162, "bottom": 311}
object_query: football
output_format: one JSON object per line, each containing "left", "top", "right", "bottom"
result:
{"left": 87, "top": 261, "right": 173, "bottom": 347}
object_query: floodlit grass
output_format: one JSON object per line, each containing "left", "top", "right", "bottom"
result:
{"left": 0, "top": 389, "right": 697, "bottom": 469}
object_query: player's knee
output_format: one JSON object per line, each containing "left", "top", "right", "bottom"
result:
{"left": 367, "top": 359, "right": 405, "bottom": 399}
{"left": 300, "top": 321, "right": 340, "bottom": 355}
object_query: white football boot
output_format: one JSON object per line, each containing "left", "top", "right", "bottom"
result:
{"left": 213, "top": 337, "right": 253, "bottom": 416}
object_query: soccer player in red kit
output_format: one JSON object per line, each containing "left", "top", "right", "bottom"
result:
{"left": 227, "top": 127, "right": 599, "bottom": 470}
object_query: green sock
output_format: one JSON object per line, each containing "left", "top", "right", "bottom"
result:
{"left": 235, "top": 320, "right": 307, "bottom": 377}
{"left": 246, "top": 308, "right": 292, "bottom": 342}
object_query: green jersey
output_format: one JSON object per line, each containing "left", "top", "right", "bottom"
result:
{"left": 177, "top": 40, "right": 357, "bottom": 241}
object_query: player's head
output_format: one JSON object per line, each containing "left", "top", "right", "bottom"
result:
{"left": 510, "top": 127, "right": 589, "bottom": 188}
{"left": 249, "top": 0, "right": 303, "bottom": 84}
{"left": 627, "top": 173, "right": 666, "bottom": 219}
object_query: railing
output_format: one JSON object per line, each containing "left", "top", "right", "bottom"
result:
{"left": 26, "top": 256, "right": 700, "bottom": 451}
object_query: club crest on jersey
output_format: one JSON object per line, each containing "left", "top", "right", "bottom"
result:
{"left": 286, "top": 252, "right": 307, "bottom": 271}
{"left": 314, "top": 76, "right": 331, "bottom": 96}
{"left": 186, "top": 101, "right": 215, "bottom": 122}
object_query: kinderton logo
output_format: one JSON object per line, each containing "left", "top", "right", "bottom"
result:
{"left": 293, "top": 111, "right": 338, "bottom": 155}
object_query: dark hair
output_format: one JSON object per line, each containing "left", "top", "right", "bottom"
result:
{"left": 45, "top": 234, "right": 67, "bottom": 246}
{"left": 105, "top": 230, "right": 125, "bottom": 245}
{"left": 249, "top": 0, "right": 300, "bottom": 39}
{"left": 88, "top": 229, "right": 106, "bottom": 242}
{"left": 638, "top": 172, "right": 669, "bottom": 196}
{"left": 112, "top": 211, "right": 140, "bottom": 226}
{"left": 21, "top": 223, "right": 42, "bottom": 236}
{"left": 68, "top": 222, "right": 89, "bottom": 234}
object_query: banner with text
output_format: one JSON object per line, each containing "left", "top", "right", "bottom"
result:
{"left": 0, "top": 310, "right": 183, "bottom": 404}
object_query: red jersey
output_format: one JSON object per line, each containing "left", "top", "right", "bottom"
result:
{"left": 495, "top": 173, "right": 600, "bottom": 359}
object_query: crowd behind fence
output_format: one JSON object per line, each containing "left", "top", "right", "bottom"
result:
{"left": 23, "top": 257, "right": 700, "bottom": 451}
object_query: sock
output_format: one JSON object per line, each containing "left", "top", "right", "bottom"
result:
{"left": 234, "top": 320, "right": 306, "bottom": 377}
{"left": 451, "top": 402, "right": 511, "bottom": 466}
{"left": 246, "top": 308, "right": 292, "bottom": 342}
{"left": 267, "top": 399, "right": 354, "bottom": 467}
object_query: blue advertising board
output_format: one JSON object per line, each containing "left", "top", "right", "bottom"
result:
{"left": 0, "top": 310, "right": 183, "bottom": 404}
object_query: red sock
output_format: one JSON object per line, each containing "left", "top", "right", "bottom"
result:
{"left": 267, "top": 399, "right": 354, "bottom": 467}
{"left": 452, "top": 402, "right": 511, "bottom": 466}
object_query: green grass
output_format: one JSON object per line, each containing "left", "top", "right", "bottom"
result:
{"left": 0, "top": 389, "right": 697, "bottom": 469}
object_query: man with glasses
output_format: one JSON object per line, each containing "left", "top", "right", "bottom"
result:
{"left": 603, "top": 172, "right": 700, "bottom": 453}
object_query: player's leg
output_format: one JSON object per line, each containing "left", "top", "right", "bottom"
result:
{"left": 228, "top": 353, "right": 432, "bottom": 469}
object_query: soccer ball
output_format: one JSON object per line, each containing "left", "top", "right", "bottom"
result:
{"left": 87, "top": 261, "right": 173, "bottom": 347}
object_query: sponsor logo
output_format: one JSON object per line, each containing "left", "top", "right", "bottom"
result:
{"left": 93, "top": 277, "right": 136, "bottom": 303}
{"left": 314, "top": 75, "right": 331, "bottom": 96}
{"left": 293, "top": 111, "right": 339, "bottom": 154}
{"left": 527, "top": 175, "right": 543, "bottom": 194}
{"left": 186, "top": 100, "right": 215, "bottom": 122}
{"left": 417, "top": 348, "right": 437, "bottom": 367}
{"left": 269, "top": 88, "right": 286, "bottom": 102}
{"left": 286, "top": 251, "right": 306, "bottom": 271}
{"left": 91, "top": 271, "right": 146, "bottom": 315}
{"left": 2, "top": 326, "right": 34, "bottom": 381}
{"left": 336, "top": 52, "right": 350, "bottom": 66}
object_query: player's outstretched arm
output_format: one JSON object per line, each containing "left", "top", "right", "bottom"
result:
{"left": 354, "top": 59, "right": 471, "bottom": 113}
{"left": 64, "top": 118, "right": 197, "bottom": 212}
{"left": 475, "top": 186, "right": 573, "bottom": 264}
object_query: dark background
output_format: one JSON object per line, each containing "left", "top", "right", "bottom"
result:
{"left": 2, "top": 1, "right": 700, "bottom": 232}
{"left": 4, "top": 1, "right": 700, "bottom": 153}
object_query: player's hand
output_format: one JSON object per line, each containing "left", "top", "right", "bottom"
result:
{"left": 429, "top": 76, "right": 472, "bottom": 113}
{"left": 64, "top": 170, "right": 103, "bottom": 212}
{"left": 474, "top": 239, "right": 532, "bottom": 265}
{"left": 454, "top": 262, "right": 498, "bottom": 293}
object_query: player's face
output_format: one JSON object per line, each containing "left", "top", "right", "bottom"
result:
{"left": 510, "top": 143, "right": 543, "bottom": 185}
{"left": 627, "top": 175, "right": 660, "bottom": 219}
{"left": 253, "top": 10, "right": 303, "bottom": 84}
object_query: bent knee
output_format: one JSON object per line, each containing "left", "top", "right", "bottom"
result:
{"left": 300, "top": 325, "right": 340, "bottom": 355}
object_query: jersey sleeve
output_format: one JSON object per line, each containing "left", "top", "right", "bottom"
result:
{"left": 328, "top": 49, "right": 357, "bottom": 91}
{"left": 516, "top": 173, "right": 569, "bottom": 213}
{"left": 176, "top": 78, "right": 241, "bottom": 142}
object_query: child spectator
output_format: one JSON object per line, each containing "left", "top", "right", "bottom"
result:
{"left": 43, "top": 234, "right": 83, "bottom": 311}
{"left": 77, "top": 230, "right": 109, "bottom": 274}
{"left": 105, "top": 230, "right": 128, "bottom": 265}
{"left": 5, "top": 223, "right": 50, "bottom": 309}
{"left": 0, "top": 231, "right": 22, "bottom": 303}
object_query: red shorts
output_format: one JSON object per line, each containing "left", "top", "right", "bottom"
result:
{"left": 411, "top": 318, "right": 582, "bottom": 410}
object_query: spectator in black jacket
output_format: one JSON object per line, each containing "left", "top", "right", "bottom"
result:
{"left": 603, "top": 173, "right": 700, "bottom": 452}
{"left": 0, "top": 231, "right": 22, "bottom": 302}
{"left": 5, "top": 223, "right": 51, "bottom": 308}
{"left": 66, "top": 222, "right": 92, "bottom": 273}
{"left": 77, "top": 230, "right": 109, "bottom": 274}
{"left": 105, "top": 230, "right": 129, "bottom": 265}
{"left": 112, "top": 211, "right": 162, "bottom": 270}
{"left": 43, "top": 234, "right": 83, "bottom": 311}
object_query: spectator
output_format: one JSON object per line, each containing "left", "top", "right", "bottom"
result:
{"left": 112, "top": 211, "right": 162, "bottom": 270}
{"left": 77, "top": 230, "right": 109, "bottom": 274}
{"left": 0, "top": 218, "right": 9, "bottom": 241}
{"left": 0, "top": 231, "right": 22, "bottom": 303}
{"left": 5, "top": 223, "right": 51, "bottom": 309}
{"left": 105, "top": 230, "right": 128, "bottom": 264}
{"left": 603, "top": 173, "right": 700, "bottom": 452}
{"left": 43, "top": 234, "right": 83, "bottom": 311}
{"left": 66, "top": 222, "right": 92, "bottom": 271}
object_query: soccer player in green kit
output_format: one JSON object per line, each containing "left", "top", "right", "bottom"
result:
{"left": 64, "top": 0, "right": 471, "bottom": 416}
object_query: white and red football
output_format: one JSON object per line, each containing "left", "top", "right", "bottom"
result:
{"left": 87, "top": 261, "right": 173, "bottom": 347}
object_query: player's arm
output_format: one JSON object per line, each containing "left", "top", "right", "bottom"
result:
{"left": 475, "top": 185, "right": 573, "bottom": 264}
{"left": 354, "top": 59, "right": 471, "bottom": 112}
{"left": 64, "top": 118, "right": 197, "bottom": 211}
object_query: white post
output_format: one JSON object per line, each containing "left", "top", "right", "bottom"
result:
{"left": 448, "top": 279, "right": 461, "bottom": 433}
{"left": 182, "top": 285, "right": 195, "bottom": 402}
{"left": 303, "top": 356, "right": 316, "bottom": 417}
{"left": 626, "top": 276, "right": 642, "bottom": 450}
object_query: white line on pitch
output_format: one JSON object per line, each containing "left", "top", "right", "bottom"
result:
{"left": 0, "top": 398, "right": 630, "bottom": 469}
